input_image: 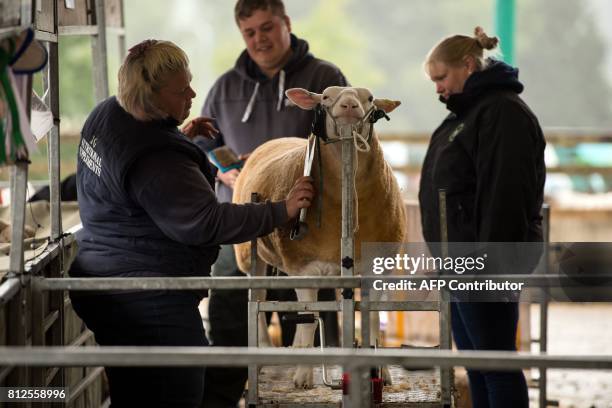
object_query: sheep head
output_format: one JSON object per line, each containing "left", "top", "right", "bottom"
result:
{"left": 286, "top": 87, "right": 400, "bottom": 141}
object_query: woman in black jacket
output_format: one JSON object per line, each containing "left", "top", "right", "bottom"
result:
{"left": 419, "top": 27, "right": 545, "bottom": 408}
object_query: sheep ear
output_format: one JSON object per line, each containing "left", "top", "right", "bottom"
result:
{"left": 285, "top": 88, "right": 322, "bottom": 110}
{"left": 373, "top": 99, "right": 401, "bottom": 113}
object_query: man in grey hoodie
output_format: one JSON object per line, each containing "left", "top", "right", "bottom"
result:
{"left": 197, "top": 0, "right": 348, "bottom": 405}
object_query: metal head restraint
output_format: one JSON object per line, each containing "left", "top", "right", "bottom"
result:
{"left": 310, "top": 102, "right": 390, "bottom": 144}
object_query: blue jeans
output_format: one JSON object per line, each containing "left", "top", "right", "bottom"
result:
{"left": 71, "top": 290, "right": 207, "bottom": 408}
{"left": 451, "top": 302, "right": 528, "bottom": 408}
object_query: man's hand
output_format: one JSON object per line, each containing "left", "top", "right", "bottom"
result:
{"left": 218, "top": 168, "right": 240, "bottom": 188}
{"left": 285, "top": 176, "right": 315, "bottom": 219}
{"left": 182, "top": 117, "right": 218, "bottom": 139}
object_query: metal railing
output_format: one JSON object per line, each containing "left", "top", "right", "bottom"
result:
{"left": 31, "top": 274, "right": 610, "bottom": 292}
{"left": 0, "top": 346, "right": 611, "bottom": 408}
{"left": 379, "top": 130, "right": 612, "bottom": 175}
{"left": 4, "top": 259, "right": 612, "bottom": 407}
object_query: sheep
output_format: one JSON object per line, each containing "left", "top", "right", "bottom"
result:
{"left": 233, "top": 86, "right": 407, "bottom": 389}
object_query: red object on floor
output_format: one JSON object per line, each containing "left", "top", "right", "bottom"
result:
{"left": 372, "top": 377, "right": 383, "bottom": 403}
{"left": 342, "top": 372, "right": 350, "bottom": 395}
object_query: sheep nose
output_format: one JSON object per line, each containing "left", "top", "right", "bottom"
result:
{"left": 340, "top": 102, "right": 360, "bottom": 110}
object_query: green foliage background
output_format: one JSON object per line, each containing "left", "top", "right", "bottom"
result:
{"left": 53, "top": 0, "right": 612, "bottom": 133}
{"left": 15, "top": 0, "right": 612, "bottom": 182}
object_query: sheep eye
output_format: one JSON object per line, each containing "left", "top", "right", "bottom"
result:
{"left": 368, "top": 96, "right": 373, "bottom": 102}
{"left": 322, "top": 96, "right": 329, "bottom": 100}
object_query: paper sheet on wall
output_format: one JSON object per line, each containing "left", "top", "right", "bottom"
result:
{"left": 30, "top": 90, "right": 53, "bottom": 141}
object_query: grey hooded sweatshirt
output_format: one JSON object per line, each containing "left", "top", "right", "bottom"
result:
{"left": 198, "top": 34, "right": 348, "bottom": 202}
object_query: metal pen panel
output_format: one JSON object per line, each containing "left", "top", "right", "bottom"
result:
{"left": 539, "top": 204, "right": 551, "bottom": 408}
{"left": 438, "top": 189, "right": 453, "bottom": 406}
{"left": 44, "top": 40, "right": 62, "bottom": 241}
{"left": 9, "top": 162, "right": 28, "bottom": 273}
{"left": 91, "top": 0, "right": 109, "bottom": 102}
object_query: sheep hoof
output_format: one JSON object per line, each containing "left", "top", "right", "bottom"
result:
{"left": 382, "top": 366, "right": 393, "bottom": 385}
{"left": 293, "top": 365, "right": 314, "bottom": 389}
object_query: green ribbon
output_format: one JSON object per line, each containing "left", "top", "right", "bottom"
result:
{"left": 0, "top": 38, "right": 27, "bottom": 165}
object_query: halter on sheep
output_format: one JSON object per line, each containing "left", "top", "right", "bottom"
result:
{"left": 289, "top": 90, "right": 393, "bottom": 241}
{"left": 233, "top": 86, "right": 407, "bottom": 389}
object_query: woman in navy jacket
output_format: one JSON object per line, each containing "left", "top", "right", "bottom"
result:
{"left": 69, "top": 39, "right": 314, "bottom": 407}
{"left": 419, "top": 27, "right": 545, "bottom": 408}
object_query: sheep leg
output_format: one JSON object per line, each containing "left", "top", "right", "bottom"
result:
{"left": 252, "top": 259, "right": 272, "bottom": 347}
{"left": 292, "top": 288, "right": 318, "bottom": 389}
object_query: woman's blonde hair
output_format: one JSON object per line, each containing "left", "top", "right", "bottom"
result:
{"left": 424, "top": 27, "right": 500, "bottom": 74}
{"left": 117, "top": 39, "right": 190, "bottom": 121}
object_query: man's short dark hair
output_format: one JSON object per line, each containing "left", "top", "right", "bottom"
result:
{"left": 234, "top": 0, "right": 287, "bottom": 23}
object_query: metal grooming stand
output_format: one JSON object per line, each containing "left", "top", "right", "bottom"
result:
{"left": 248, "top": 192, "right": 261, "bottom": 407}
{"left": 357, "top": 199, "right": 453, "bottom": 407}
{"left": 535, "top": 205, "right": 556, "bottom": 407}
{"left": 437, "top": 189, "right": 454, "bottom": 408}
{"left": 247, "top": 125, "right": 360, "bottom": 407}
{"left": 338, "top": 125, "right": 359, "bottom": 404}
{"left": 247, "top": 128, "right": 453, "bottom": 407}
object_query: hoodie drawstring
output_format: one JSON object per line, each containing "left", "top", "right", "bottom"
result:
{"left": 276, "top": 69, "right": 286, "bottom": 112}
{"left": 241, "top": 69, "right": 286, "bottom": 122}
{"left": 241, "top": 82, "right": 260, "bottom": 123}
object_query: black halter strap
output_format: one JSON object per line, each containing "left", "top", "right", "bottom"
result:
{"left": 311, "top": 103, "right": 328, "bottom": 142}
{"left": 311, "top": 102, "right": 390, "bottom": 146}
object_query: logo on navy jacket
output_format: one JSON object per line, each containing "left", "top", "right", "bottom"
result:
{"left": 449, "top": 123, "right": 464, "bottom": 142}
{"left": 79, "top": 135, "right": 103, "bottom": 177}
